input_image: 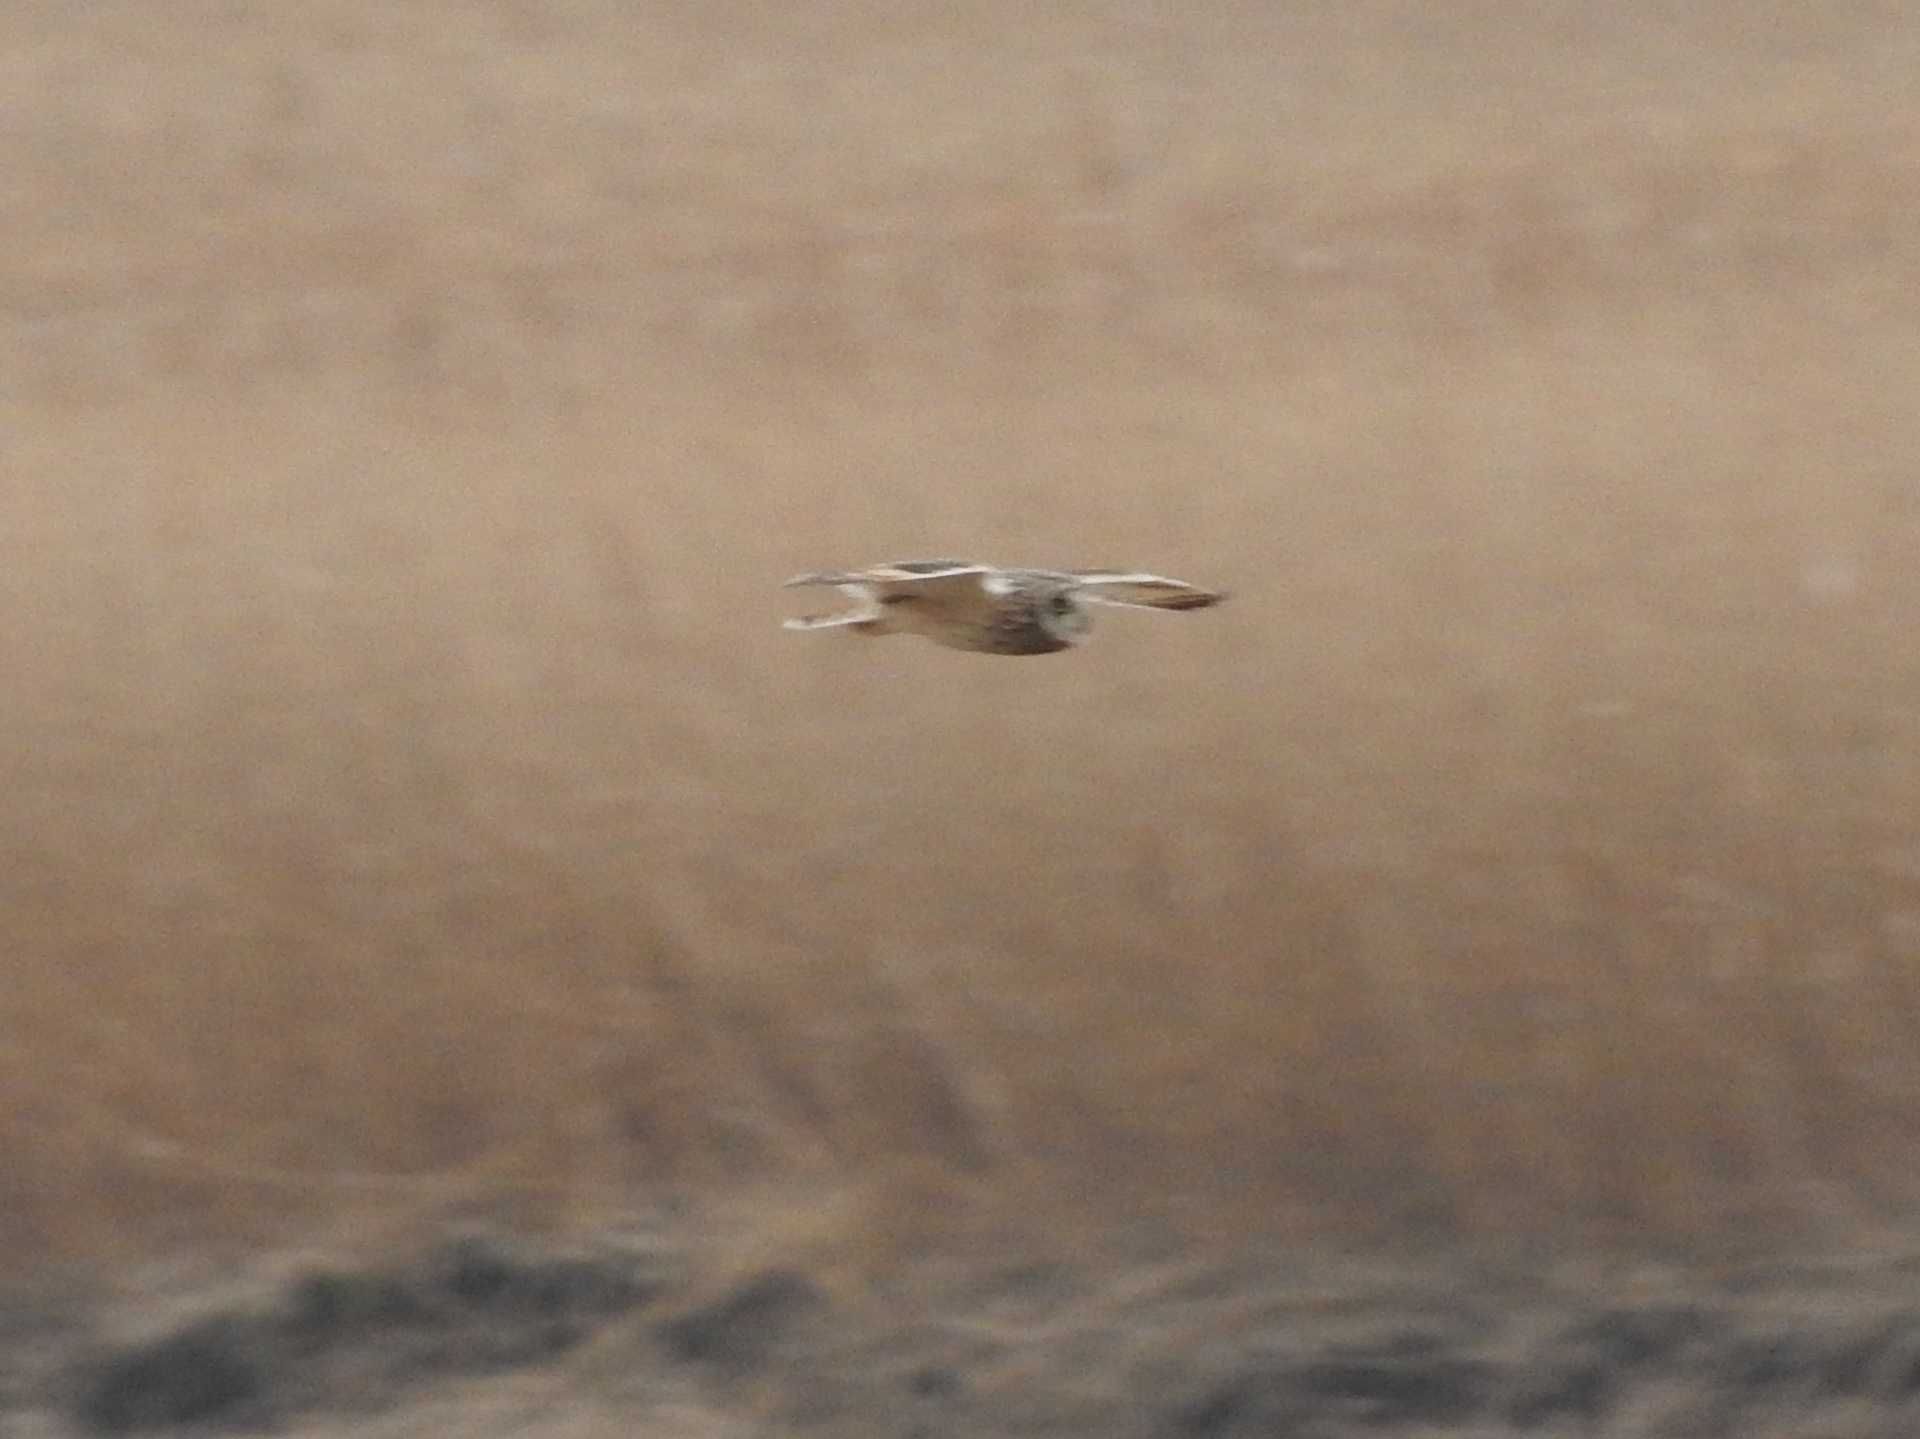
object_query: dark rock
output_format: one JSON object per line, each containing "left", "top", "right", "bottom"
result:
{"left": 907, "top": 1363, "right": 962, "bottom": 1397}
{"left": 73, "top": 1317, "right": 267, "bottom": 1434}
{"left": 1293, "top": 1349, "right": 1494, "bottom": 1424}
{"left": 1175, "top": 1336, "right": 1493, "bottom": 1436}
{"left": 1505, "top": 1304, "right": 1708, "bottom": 1425}
{"left": 65, "top": 1237, "right": 664, "bottom": 1433}
{"left": 659, "top": 1269, "right": 825, "bottom": 1369}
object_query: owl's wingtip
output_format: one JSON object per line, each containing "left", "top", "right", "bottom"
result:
{"left": 1165, "top": 587, "right": 1228, "bottom": 610}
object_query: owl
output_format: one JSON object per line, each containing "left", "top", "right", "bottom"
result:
{"left": 782, "top": 560, "right": 1225, "bottom": 655}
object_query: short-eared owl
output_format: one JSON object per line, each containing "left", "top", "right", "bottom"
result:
{"left": 782, "top": 560, "right": 1226, "bottom": 655}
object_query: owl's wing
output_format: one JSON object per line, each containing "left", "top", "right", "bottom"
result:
{"left": 870, "top": 560, "right": 983, "bottom": 577}
{"left": 783, "top": 561, "right": 983, "bottom": 589}
{"left": 783, "top": 563, "right": 998, "bottom": 621}
{"left": 781, "top": 580, "right": 884, "bottom": 630}
{"left": 1065, "top": 571, "right": 1228, "bottom": 611}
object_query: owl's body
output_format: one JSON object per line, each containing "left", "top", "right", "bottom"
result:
{"left": 782, "top": 561, "right": 1224, "bottom": 656}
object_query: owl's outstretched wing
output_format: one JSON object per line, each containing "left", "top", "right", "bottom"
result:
{"left": 783, "top": 561, "right": 984, "bottom": 589}
{"left": 783, "top": 609, "right": 880, "bottom": 631}
{"left": 1065, "top": 571, "right": 1227, "bottom": 611}
{"left": 783, "top": 563, "right": 999, "bottom": 623}
{"left": 783, "top": 560, "right": 1006, "bottom": 630}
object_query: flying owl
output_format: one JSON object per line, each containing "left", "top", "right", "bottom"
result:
{"left": 782, "top": 560, "right": 1226, "bottom": 655}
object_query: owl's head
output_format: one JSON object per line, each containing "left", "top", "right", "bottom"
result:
{"left": 1033, "top": 585, "right": 1094, "bottom": 646}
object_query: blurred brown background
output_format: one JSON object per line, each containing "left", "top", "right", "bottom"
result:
{"left": 6, "top": 0, "right": 1920, "bottom": 1268}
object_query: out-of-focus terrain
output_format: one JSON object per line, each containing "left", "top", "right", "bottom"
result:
{"left": 17, "top": 1230, "right": 1920, "bottom": 1436}
{"left": 6, "top": 0, "right": 1920, "bottom": 1431}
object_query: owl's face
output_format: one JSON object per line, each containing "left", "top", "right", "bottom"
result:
{"left": 955, "top": 579, "right": 1094, "bottom": 654}
{"left": 1031, "top": 586, "right": 1093, "bottom": 647}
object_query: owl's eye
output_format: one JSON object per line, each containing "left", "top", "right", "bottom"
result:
{"left": 1049, "top": 594, "right": 1074, "bottom": 616}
